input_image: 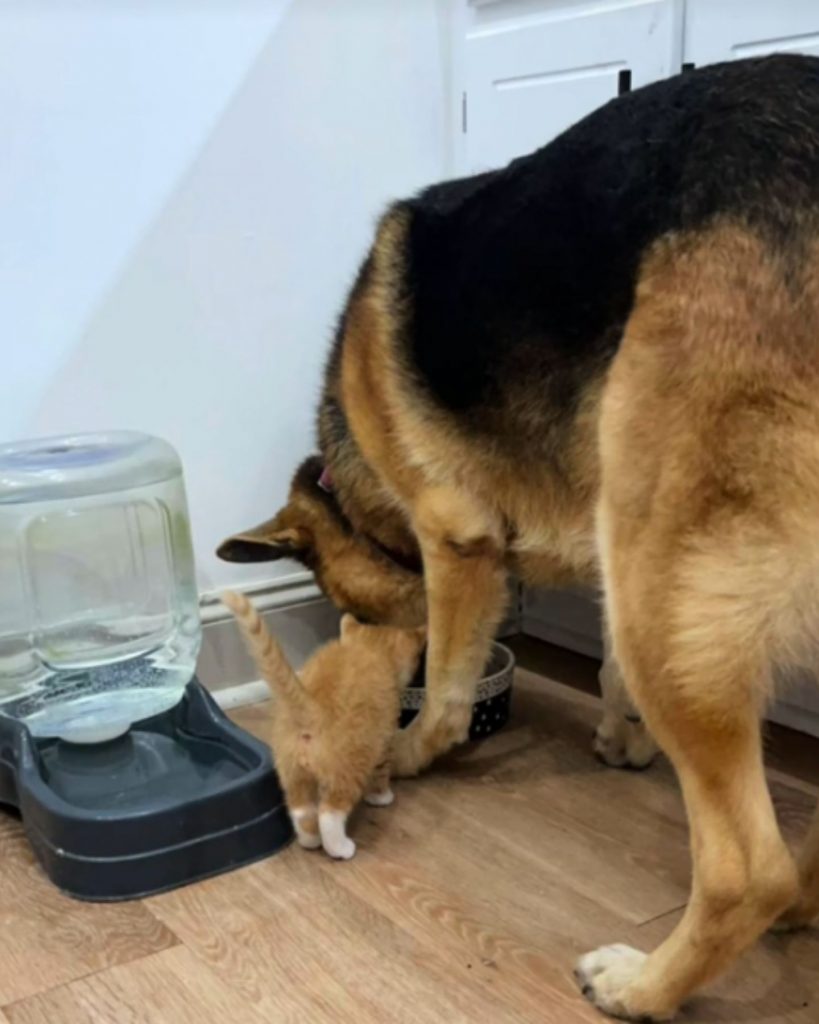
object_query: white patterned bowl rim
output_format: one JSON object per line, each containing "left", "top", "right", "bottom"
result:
{"left": 400, "top": 641, "right": 514, "bottom": 711}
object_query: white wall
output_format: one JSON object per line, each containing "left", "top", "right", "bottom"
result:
{"left": 2, "top": 0, "right": 450, "bottom": 594}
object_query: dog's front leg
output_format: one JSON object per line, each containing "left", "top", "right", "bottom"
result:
{"left": 392, "top": 486, "right": 508, "bottom": 776}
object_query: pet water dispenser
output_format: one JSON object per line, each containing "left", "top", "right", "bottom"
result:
{"left": 0, "top": 431, "right": 291, "bottom": 900}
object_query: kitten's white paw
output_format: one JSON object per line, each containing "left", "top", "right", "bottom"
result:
{"left": 296, "top": 832, "right": 321, "bottom": 850}
{"left": 319, "top": 810, "right": 355, "bottom": 860}
{"left": 324, "top": 836, "right": 356, "bottom": 860}
{"left": 365, "top": 788, "right": 394, "bottom": 807}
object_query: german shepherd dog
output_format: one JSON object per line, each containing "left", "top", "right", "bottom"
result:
{"left": 219, "top": 56, "right": 819, "bottom": 1018}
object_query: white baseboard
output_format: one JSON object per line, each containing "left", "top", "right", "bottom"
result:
{"left": 197, "top": 572, "right": 340, "bottom": 694}
{"left": 521, "top": 615, "right": 603, "bottom": 660}
{"left": 200, "top": 571, "right": 322, "bottom": 624}
{"left": 200, "top": 574, "right": 522, "bottom": 708}
{"left": 213, "top": 679, "right": 271, "bottom": 711}
{"left": 769, "top": 673, "right": 819, "bottom": 739}
{"left": 769, "top": 700, "right": 819, "bottom": 739}
{"left": 522, "top": 586, "right": 603, "bottom": 660}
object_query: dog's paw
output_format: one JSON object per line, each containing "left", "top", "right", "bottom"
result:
{"left": 594, "top": 715, "right": 658, "bottom": 771}
{"left": 364, "top": 788, "right": 395, "bottom": 807}
{"left": 575, "top": 945, "right": 674, "bottom": 1021}
{"left": 393, "top": 706, "right": 469, "bottom": 776}
{"left": 323, "top": 836, "right": 356, "bottom": 860}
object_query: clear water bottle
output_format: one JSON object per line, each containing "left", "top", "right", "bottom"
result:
{"left": 0, "top": 432, "right": 201, "bottom": 743}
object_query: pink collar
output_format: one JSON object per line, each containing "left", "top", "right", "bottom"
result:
{"left": 317, "top": 465, "right": 334, "bottom": 492}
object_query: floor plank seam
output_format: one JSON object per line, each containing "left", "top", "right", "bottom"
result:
{"left": 2, "top": 967, "right": 103, "bottom": 1015}
{"left": 636, "top": 902, "right": 687, "bottom": 930}
{"left": 0, "top": 932, "right": 182, "bottom": 1015}
{"left": 419, "top": 781, "right": 689, "bottom": 926}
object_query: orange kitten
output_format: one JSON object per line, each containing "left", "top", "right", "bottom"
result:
{"left": 221, "top": 591, "right": 425, "bottom": 859}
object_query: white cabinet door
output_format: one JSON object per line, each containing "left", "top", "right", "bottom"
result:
{"left": 459, "top": 0, "right": 682, "bottom": 173}
{"left": 684, "top": 0, "right": 819, "bottom": 66}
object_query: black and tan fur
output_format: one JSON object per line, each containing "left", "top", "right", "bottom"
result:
{"left": 220, "top": 56, "right": 819, "bottom": 1018}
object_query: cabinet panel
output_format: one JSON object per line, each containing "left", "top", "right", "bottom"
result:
{"left": 684, "top": 0, "right": 819, "bottom": 66}
{"left": 456, "top": 1, "right": 819, "bottom": 737}
{"left": 461, "top": 0, "right": 681, "bottom": 172}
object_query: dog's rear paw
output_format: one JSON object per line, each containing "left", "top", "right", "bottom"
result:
{"left": 594, "top": 715, "right": 658, "bottom": 770}
{"left": 365, "top": 788, "right": 395, "bottom": 807}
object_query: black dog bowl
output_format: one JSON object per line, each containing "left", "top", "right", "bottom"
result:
{"left": 0, "top": 678, "right": 292, "bottom": 901}
{"left": 400, "top": 641, "right": 515, "bottom": 740}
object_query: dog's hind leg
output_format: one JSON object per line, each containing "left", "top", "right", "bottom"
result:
{"left": 594, "top": 623, "right": 659, "bottom": 770}
{"left": 578, "top": 528, "right": 799, "bottom": 1020}
{"left": 576, "top": 225, "right": 819, "bottom": 1016}
{"left": 392, "top": 485, "right": 508, "bottom": 776}
{"left": 776, "top": 802, "right": 819, "bottom": 930}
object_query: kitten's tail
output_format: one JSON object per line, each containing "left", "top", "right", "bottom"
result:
{"left": 221, "top": 590, "right": 304, "bottom": 707}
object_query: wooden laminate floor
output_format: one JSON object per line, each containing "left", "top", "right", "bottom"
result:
{"left": 1, "top": 639, "right": 818, "bottom": 1023}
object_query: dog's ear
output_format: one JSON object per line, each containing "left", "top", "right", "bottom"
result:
{"left": 218, "top": 455, "right": 326, "bottom": 565}
{"left": 216, "top": 520, "right": 312, "bottom": 563}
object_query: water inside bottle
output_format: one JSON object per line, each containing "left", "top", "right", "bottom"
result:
{"left": 11, "top": 652, "right": 194, "bottom": 744}
{"left": 0, "top": 434, "right": 201, "bottom": 743}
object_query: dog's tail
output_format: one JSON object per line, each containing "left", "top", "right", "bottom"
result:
{"left": 221, "top": 590, "right": 305, "bottom": 708}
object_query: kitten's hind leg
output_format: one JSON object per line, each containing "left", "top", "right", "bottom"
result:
{"left": 291, "top": 806, "right": 321, "bottom": 849}
{"left": 318, "top": 782, "right": 361, "bottom": 859}
{"left": 281, "top": 761, "right": 320, "bottom": 849}
{"left": 364, "top": 759, "right": 394, "bottom": 807}
{"left": 319, "top": 805, "right": 356, "bottom": 859}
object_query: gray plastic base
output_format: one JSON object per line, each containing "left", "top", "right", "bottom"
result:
{"left": 0, "top": 679, "right": 292, "bottom": 901}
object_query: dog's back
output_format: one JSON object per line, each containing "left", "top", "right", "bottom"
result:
{"left": 398, "top": 54, "right": 819, "bottom": 434}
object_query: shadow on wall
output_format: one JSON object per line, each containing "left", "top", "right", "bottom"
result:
{"left": 3, "top": 0, "right": 293, "bottom": 436}
{"left": 22, "top": 0, "right": 451, "bottom": 594}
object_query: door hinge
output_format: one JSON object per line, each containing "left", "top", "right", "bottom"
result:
{"left": 461, "top": 91, "right": 468, "bottom": 133}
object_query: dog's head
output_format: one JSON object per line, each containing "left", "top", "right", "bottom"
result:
{"left": 217, "top": 455, "right": 426, "bottom": 628}
{"left": 219, "top": 216, "right": 427, "bottom": 627}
